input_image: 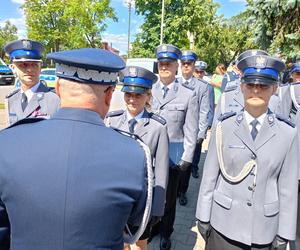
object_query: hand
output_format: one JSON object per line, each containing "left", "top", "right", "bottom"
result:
{"left": 149, "top": 216, "right": 160, "bottom": 227}
{"left": 271, "top": 235, "right": 288, "bottom": 250}
{"left": 176, "top": 159, "right": 191, "bottom": 172}
{"left": 197, "top": 220, "right": 211, "bottom": 242}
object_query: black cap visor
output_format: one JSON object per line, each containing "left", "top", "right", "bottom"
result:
{"left": 241, "top": 74, "right": 278, "bottom": 85}
{"left": 121, "top": 85, "right": 148, "bottom": 94}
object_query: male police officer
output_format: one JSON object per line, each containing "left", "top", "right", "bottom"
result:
{"left": 177, "top": 50, "right": 209, "bottom": 206}
{"left": 213, "top": 49, "right": 282, "bottom": 125}
{"left": 278, "top": 62, "right": 300, "bottom": 122}
{"left": 196, "top": 54, "right": 298, "bottom": 250}
{"left": 4, "top": 39, "right": 60, "bottom": 125}
{"left": 151, "top": 44, "right": 199, "bottom": 250}
{"left": 0, "top": 48, "right": 149, "bottom": 250}
{"left": 194, "top": 61, "right": 215, "bottom": 130}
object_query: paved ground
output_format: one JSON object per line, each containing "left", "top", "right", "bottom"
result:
{"left": 147, "top": 150, "right": 207, "bottom": 250}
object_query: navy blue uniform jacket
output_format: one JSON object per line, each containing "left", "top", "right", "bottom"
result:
{"left": 0, "top": 108, "right": 147, "bottom": 250}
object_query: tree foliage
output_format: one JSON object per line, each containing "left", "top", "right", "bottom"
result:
{"left": 0, "top": 21, "right": 18, "bottom": 59}
{"left": 247, "top": 0, "right": 300, "bottom": 59}
{"left": 22, "top": 0, "right": 116, "bottom": 53}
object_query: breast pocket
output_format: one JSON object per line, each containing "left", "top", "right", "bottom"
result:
{"left": 166, "top": 104, "right": 185, "bottom": 122}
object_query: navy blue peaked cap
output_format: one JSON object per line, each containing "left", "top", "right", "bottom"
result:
{"left": 120, "top": 66, "right": 158, "bottom": 94}
{"left": 195, "top": 61, "right": 207, "bottom": 70}
{"left": 290, "top": 62, "right": 300, "bottom": 73}
{"left": 47, "top": 48, "right": 125, "bottom": 85}
{"left": 4, "top": 39, "right": 44, "bottom": 62}
{"left": 237, "top": 49, "right": 269, "bottom": 64}
{"left": 238, "top": 55, "right": 285, "bottom": 85}
{"left": 155, "top": 44, "right": 182, "bottom": 62}
{"left": 181, "top": 50, "right": 198, "bottom": 62}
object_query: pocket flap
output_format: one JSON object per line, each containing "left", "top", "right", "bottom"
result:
{"left": 213, "top": 190, "right": 232, "bottom": 209}
{"left": 264, "top": 200, "right": 279, "bottom": 217}
{"left": 167, "top": 104, "right": 185, "bottom": 111}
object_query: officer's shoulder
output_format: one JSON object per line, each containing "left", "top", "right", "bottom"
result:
{"left": 275, "top": 114, "right": 295, "bottom": 128}
{"left": 106, "top": 110, "right": 125, "bottom": 118}
{"left": 181, "top": 81, "right": 195, "bottom": 91}
{"left": 6, "top": 88, "right": 20, "bottom": 98}
{"left": 112, "top": 127, "right": 143, "bottom": 142}
{"left": 149, "top": 113, "right": 167, "bottom": 125}
{"left": 6, "top": 117, "right": 45, "bottom": 130}
{"left": 218, "top": 111, "right": 236, "bottom": 122}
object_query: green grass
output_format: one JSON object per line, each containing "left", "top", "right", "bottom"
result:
{"left": 0, "top": 103, "right": 5, "bottom": 109}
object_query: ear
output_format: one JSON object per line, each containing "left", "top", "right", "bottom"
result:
{"left": 272, "top": 84, "right": 278, "bottom": 94}
{"left": 55, "top": 78, "right": 61, "bottom": 97}
{"left": 104, "top": 86, "right": 113, "bottom": 107}
{"left": 240, "top": 83, "right": 246, "bottom": 94}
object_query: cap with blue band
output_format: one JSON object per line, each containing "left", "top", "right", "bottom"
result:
{"left": 4, "top": 39, "right": 44, "bottom": 62}
{"left": 181, "top": 50, "right": 198, "bottom": 62}
{"left": 237, "top": 54, "right": 285, "bottom": 85}
{"left": 120, "top": 66, "right": 158, "bottom": 94}
{"left": 290, "top": 62, "right": 300, "bottom": 73}
{"left": 155, "top": 44, "right": 181, "bottom": 62}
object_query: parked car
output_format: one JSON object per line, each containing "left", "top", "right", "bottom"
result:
{"left": 0, "top": 58, "right": 15, "bottom": 85}
{"left": 39, "top": 68, "right": 56, "bottom": 88}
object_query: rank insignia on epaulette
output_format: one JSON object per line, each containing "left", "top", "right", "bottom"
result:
{"left": 236, "top": 113, "right": 243, "bottom": 123}
{"left": 267, "top": 114, "right": 274, "bottom": 125}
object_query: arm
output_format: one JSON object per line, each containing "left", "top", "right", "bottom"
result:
{"left": 196, "top": 127, "right": 220, "bottom": 222}
{"left": 0, "top": 199, "right": 10, "bottom": 249}
{"left": 197, "top": 83, "right": 210, "bottom": 140}
{"left": 181, "top": 92, "right": 199, "bottom": 163}
{"left": 152, "top": 125, "right": 169, "bottom": 216}
{"left": 277, "top": 134, "right": 298, "bottom": 240}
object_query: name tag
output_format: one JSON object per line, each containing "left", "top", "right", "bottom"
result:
{"left": 228, "top": 145, "right": 245, "bottom": 149}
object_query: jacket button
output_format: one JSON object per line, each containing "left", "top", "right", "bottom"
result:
{"left": 248, "top": 186, "right": 253, "bottom": 191}
{"left": 251, "top": 154, "right": 256, "bottom": 160}
{"left": 247, "top": 202, "right": 252, "bottom": 206}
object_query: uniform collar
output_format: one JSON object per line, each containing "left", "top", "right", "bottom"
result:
{"left": 21, "top": 82, "right": 41, "bottom": 102}
{"left": 126, "top": 109, "right": 145, "bottom": 122}
{"left": 244, "top": 110, "right": 266, "bottom": 127}
{"left": 52, "top": 107, "right": 104, "bottom": 126}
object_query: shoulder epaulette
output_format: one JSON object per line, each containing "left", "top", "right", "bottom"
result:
{"left": 181, "top": 81, "right": 195, "bottom": 91}
{"left": 198, "top": 78, "right": 209, "bottom": 85}
{"left": 150, "top": 113, "right": 167, "bottom": 125}
{"left": 106, "top": 110, "right": 124, "bottom": 118}
{"left": 275, "top": 114, "right": 295, "bottom": 128}
{"left": 6, "top": 88, "right": 20, "bottom": 98}
{"left": 6, "top": 117, "right": 45, "bottom": 130}
{"left": 218, "top": 111, "right": 236, "bottom": 122}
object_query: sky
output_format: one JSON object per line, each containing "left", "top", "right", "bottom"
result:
{"left": 0, "top": 0, "right": 247, "bottom": 54}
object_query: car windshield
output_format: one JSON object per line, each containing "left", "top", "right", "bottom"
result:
{"left": 41, "top": 69, "right": 56, "bottom": 75}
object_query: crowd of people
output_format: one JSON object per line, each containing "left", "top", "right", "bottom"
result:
{"left": 0, "top": 38, "right": 299, "bottom": 250}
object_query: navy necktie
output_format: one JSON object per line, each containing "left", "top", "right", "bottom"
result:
{"left": 128, "top": 118, "right": 137, "bottom": 133}
{"left": 250, "top": 119, "right": 259, "bottom": 140}
{"left": 162, "top": 86, "right": 169, "bottom": 98}
{"left": 21, "top": 93, "right": 28, "bottom": 111}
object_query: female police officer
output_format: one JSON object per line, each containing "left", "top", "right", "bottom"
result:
{"left": 196, "top": 54, "right": 298, "bottom": 250}
{"left": 106, "top": 66, "right": 169, "bottom": 250}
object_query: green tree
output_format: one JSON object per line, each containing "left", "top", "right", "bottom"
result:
{"left": 23, "top": 0, "right": 116, "bottom": 53}
{"left": 247, "top": 0, "right": 300, "bottom": 59}
{"left": 0, "top": 21, "right": 18, "bottom": 59}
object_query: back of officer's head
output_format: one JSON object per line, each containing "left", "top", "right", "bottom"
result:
{"left": 47, "top": 48, "right": 125, "bottom": 117}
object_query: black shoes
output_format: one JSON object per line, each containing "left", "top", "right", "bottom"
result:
{"left": 178, "top": 192, "right": 188, "bottom": 206}
{"left": 160, "top": 237, "right": 171, "bottom": 250}
{"left": 192, "top": 169, "right": 199, "bottom": 178}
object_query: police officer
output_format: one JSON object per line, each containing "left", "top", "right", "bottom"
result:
{"left": 220, "top": 60, "right": 241, "bottom": 93}
{"left": 196, "top": 54, "right": 298, "bottom": 250}
{"left": 4, "top": 39, "right": 60, "bottom": 125}
{"left": 105, "top": 66, "right": 169, "bottom": 250}
{"left": 194, "top": 61, "right": 215, "bottom": 130}
{"left": 0, "top": 48, "right": 150, "bottom": 250}
{"left": 213, "top": 49, "right": 281, "bottom": 126}
{"left": 151, "top": 44, "right": 199, "bottom": 250}
{"left": 177, "top": 50, "right": 209, "bottom": 206}
{"left": 278, "top": 62, "right": 300, "bottom": 122}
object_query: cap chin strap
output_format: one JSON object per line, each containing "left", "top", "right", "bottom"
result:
{"left": 120, "top": 132, "right": 154, "bottom": 244}
{"left": 216, "top": 121, "right": 257, "bottom": 184}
